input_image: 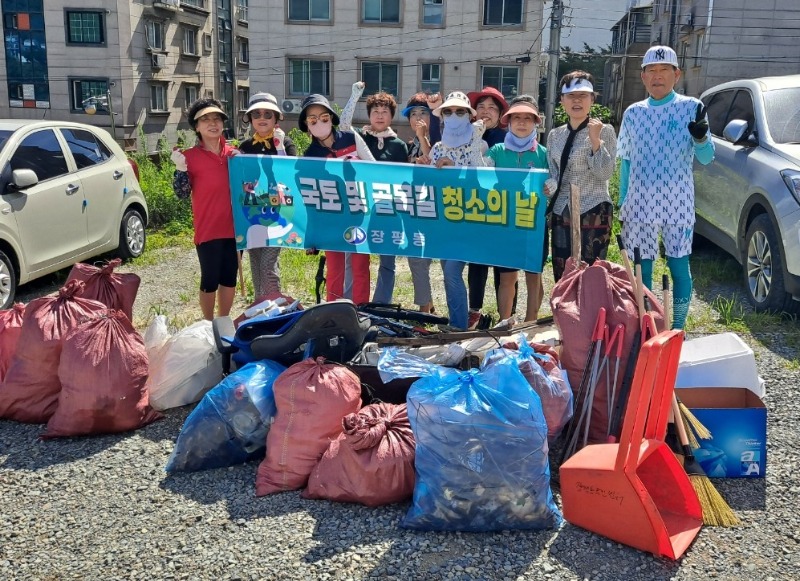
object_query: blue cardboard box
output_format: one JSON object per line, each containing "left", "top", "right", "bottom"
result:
{"left": 675, "top": 387, "right": 767, "bottom": 478}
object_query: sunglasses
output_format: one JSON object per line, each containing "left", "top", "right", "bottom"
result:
{"left": 250, "top": 110, "right": 275, "bottom": 120}
{"left": 441, "top": 108, "right": 469, "bottom": 117}
{"left": 305, "top": 113, "right": 332, "bottom": 125}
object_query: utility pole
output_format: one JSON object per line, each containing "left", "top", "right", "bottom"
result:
{"left": 545, "top": 0, "right": 563, "bottom": 139}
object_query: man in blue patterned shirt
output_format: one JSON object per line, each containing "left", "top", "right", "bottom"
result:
{"left": 617, "top": 45, "right": 715, "bottom": 329}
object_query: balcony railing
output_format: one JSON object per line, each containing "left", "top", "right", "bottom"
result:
{"left": 153, "top": 0, "right": 181, "bottom": 11}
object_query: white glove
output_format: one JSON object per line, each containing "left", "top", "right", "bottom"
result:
{"left": 272, "top": 127, "right": 286, "bottom": 151}
{"left": 544, "top": 178, "right": 558, "bottom": 198}
{"left": 170, "top": 148, "right": 187, "bottom": 172}
{"left": 352, "top": 81, "right": 365, "bottom": 96}
{"left": 472, "top": 119, "right": 486, "bottom": 138}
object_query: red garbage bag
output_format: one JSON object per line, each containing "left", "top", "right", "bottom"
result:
{"left": 67, "top": 259, "right": 141, "bottom": 321}
{"left": 0, "top": 303, "right": 25, "bottom": 382}
{"left": 303, "top": 402, "right": 416, "bottom": 507}
{"left": 550, "top": 258, "right": 664, "bottom": 444}
{"left": 0, "top": 280, "right": 106, "bottom": 423}
{"left": 255, "top": 357, "right": 361, "bottom": 496}
{"left": 43, "top": 310, "right": 162, "bottom": 438}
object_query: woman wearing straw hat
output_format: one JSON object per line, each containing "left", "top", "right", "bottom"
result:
{"left": 428, "top": 91, "right": 486, "bottom": 330}
{"left": 238, "top": 92, "right": 297, "bottom": 298}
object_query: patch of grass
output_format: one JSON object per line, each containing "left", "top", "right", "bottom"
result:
{"left": 713, "top": 294, "right": 745, "bottom": 327}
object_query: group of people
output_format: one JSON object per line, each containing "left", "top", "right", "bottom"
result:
{"left": 173, "top": 44, "right": 712, "bottom": 331}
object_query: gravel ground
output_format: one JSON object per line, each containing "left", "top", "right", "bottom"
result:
{"left": 3, "top": 246, "right": 800, "bottom": 581}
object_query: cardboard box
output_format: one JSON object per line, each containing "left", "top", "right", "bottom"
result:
{"left": 676, "top": 387, "right": 766, "bottom": 478}
{"left": 676, "top": 333, "right": 765, "bottom": 398}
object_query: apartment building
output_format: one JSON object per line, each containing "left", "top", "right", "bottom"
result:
{"left": 0, "top": 0, "right": 249, "bottom": 151}
{"left": 652, "top": 0, "right": 800, "bottom": 97}
{"left": 248, "top": 1, "right": 545, "bottom": 139}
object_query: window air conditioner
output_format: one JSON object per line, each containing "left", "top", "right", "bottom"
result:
{"left": 281, "top": 99, "right": 303, "bottom": 114}
{"left": 152, "top": 53, "right": 167, "bottom": 69}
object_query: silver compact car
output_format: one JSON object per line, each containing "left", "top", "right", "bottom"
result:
{"left": 0, "top": 120, "right": 148, "bottom": 309}
{"left": 694, "top": 75, "right": 800, "bottom": 314}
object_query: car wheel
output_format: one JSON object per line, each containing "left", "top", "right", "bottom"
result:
{"left": 743, "top": 214, "right": 798, "bottom": 314}
{"left": 0, "top": 250, "right": 16, "bottom": 310}
{"left": 117, "top": 208, "right": 146, "bottom": 259}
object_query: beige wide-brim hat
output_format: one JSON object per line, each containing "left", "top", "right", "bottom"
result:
{"left": 245, "top": 92, "right": 283, "bottom": 120}
{"left": 501, "top": 102, "right": 542, "bottom": 125}
{"left": 432, "top": 91, "right": 477, "bottom": 118}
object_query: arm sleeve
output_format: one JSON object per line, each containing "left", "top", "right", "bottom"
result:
{"left": 693, "top": 137, "right": 715, "bottom": 165}
{"left": 339, "top": 84, "right": 364, "bottom": 131}
{"left": 586, "top": 124, "right": 618, "bottom": 181}
{"left": 283, "top": 136, "right": 297, "bottom": 156}
{"left": 173, "top": 170, "right": 191, "bottom": 200}
{"left": 429, "top": 114, "right": 442, "bottom": 145}
{"left": 618, "top": 158, "right": 630, "bottom": 207}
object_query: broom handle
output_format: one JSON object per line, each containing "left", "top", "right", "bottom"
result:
{"left": 570, "top": 184, "right": 581, "bottom": 264}
{"left": 671, "top": 392, "right": 694, "bottom": 455}
{"left": 238, "top": 251, "right": 246, "bottom": 297}
{"left": 662, "top": 274, "right": 672, "bottom": 331}
{"left": 616, "top": 234, "right": 636, "bottom": 290}
{"left": 633, "top": 247, "right": 646, "bottom": 322}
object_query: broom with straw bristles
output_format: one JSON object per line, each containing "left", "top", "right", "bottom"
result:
{"left": 671, "top": 394, "right": 741, "bottom": 527}
{"left": 662, "top": 274, "right": 713, "bottom": 448}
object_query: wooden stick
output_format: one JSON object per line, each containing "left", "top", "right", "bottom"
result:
{"left": 662, "top": 274, "right": 672, "bottom": 332}
{"left": 570, "top": 184, "right": 581, "bottom": 265}
{"left": 633, "top": 247, "right": 646, "bottom": 322}
{"left": 238, "top": 250, "right": 246, "bottom": 297}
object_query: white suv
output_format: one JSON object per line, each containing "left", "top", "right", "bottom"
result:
{"left": 694, "top": 75, "right": 800, "bottom": 314}
{"left": 0, "top": 120, "right": 148, "bottom": 309}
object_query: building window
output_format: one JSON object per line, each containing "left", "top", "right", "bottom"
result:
{"left": 182, "top": 0, "right": 206, "bottom": 8}
{"left": 238, "top": 87, "right": 250, "bottom": 111}
{"left": 150, "top": 84, "right": 168, "bottom": 111}
{"left": 146, "top": 20, "right": 165, "bottom": 51}
{"left": 480, "top": 65, "right": 520, "bottom": 99}
{"left": 361, "top": 61, "right": 399, "bottom": 97}
{"left": 70, "top": 79, "right": 109, "bottom": 111}
{"left": 238, "top": 38, "right": 249, "bottom": 64}
{"left": 289, "top": 58, "right": 331, "bottom": 96}
{"left": 66, "top": 10, "right": 105, "bottom": 45}
{"left": 422, "top": 0, "right": 444, "bottom": 26}
{"left": 288, "top": 0, "right": 331, "bottom": 21}
{"left": 483, "top": 0, "right": 523, "bottom": 26}
{"left": 236, "top": 0, "right": 249, "bottom": 22}
{"left": 182, "top": 26, "right": 198, "bottom": 55}
{"left": 420, "top": 63, "right": 441, "bottom": 93}
{"left": 184, "top": 85, "right": 198, "bottom": 107}
{"left": 693, "top": 33, "right": 703, "bottom": 67}
{"left": 363, "top": 0, "right": 400, "bottom": 24}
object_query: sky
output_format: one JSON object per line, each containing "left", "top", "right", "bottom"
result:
{"left": 542, "top": 0, "right": 630, "bottom": 51}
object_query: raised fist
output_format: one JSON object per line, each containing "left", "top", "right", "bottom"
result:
{"left": 472, "top": 119, "right": 486, "bottom": 137}
{"left": 352, "top": 81, "right": 366, "bottom": 94}
{"left": 272, "top": 127, "right": 286, "bottom": 149}
{"left": 170, "top": 148, "right": 187, "bottom": 172}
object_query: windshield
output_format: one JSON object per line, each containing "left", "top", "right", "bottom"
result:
{"left": 763, "top": 87, "right": 800, "bottom": 144}
{"left": 0, "top": 130, "right": 12, "bottom": 153}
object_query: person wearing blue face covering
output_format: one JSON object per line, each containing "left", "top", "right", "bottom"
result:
{"left": 429, "top": 91, "right": 486, "bottom": 330}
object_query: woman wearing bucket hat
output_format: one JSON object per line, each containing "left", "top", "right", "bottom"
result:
{"left": 544, "top": 70, "right": 617, "bottom": 283}
{"left": 484, "top": 95, "right": 549, "bottom": 323}
{"left": 465, "top": 86, "right": 513, "bottom": 329}
{"left": 428, "top": 90, "right": 487, "bottom": 330}
{"left": 299, "top": 93, "right": 374, "bottom": 305}
{"left": 238, "top": 92, "right": 297, "bottom": 299}
{"left": 171, "top": 98, "right": 239, "bottom": 320}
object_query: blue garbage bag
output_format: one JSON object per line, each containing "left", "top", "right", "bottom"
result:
{"left": 482, "top": 336, "right": 573, "bottom": 443}
{"left": 166, "top": 360, "right": 286, "bottom": 472}
{"left": 379, "top": 348, "right": 562, "bottom": 532}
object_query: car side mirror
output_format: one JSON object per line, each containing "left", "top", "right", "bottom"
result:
{"left": 7, "top": 168, "right": 38, "bottom": 192}
{"left": 723, "top": 119, "right": 756, "bottom": 146}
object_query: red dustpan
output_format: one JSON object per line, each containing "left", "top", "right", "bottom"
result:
{"left": 559, "top": 330, "right": 702, "bottom": 559}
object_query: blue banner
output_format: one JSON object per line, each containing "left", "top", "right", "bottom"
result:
{"left": 229, "top": 155, "right": 548, "bottom": 272}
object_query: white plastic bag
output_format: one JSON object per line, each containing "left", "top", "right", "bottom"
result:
{"left": 143, "top": 314, "right": 170, "bottom": 355}
{"left": 147, "top": 321, "right": 223, "bottom": 410}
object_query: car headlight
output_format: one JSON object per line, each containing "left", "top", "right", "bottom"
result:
{"left": 781, "top": 169, "right": 800, "bottom": 206}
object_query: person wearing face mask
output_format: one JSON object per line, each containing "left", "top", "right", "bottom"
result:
{"left": 299, "top": 93, "right": 374, "bottom": 305}
{"left": 484, "top": 95, "right": 549, "bottom": 323}
{"left": 171, "top": 98, "right": 239, "bottom": 321}
{"left": 464, "top": 87, "right": 515, "bottom": 329}
{"left": 429, "top": 91, "right": 486, "bottom": 330}
{"left": 544, "top": 71, "right": 617, "bottom": 284}
{"left": 238, "top": 92, "right": 297, "bottom": 299}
